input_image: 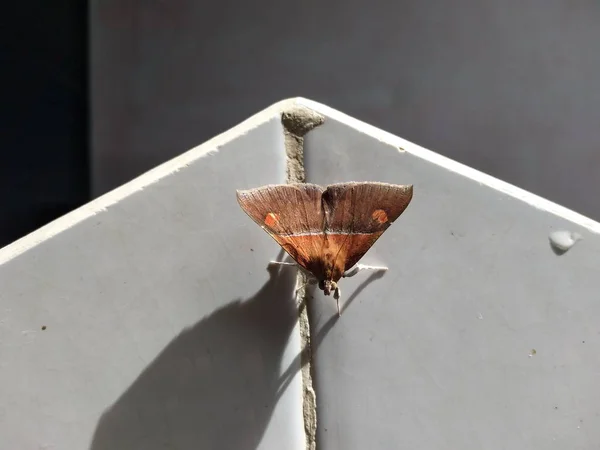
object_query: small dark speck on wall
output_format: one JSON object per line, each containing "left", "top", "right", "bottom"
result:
{"left": 41, "top": 325, "right": 47, "bottom": 330}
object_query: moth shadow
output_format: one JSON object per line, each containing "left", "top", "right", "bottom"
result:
{"left": 311, "top": 269, "right": 386, "bottom": 342}
{"left": 90, "top": 254, "right": 300, "bottom": 450}
{"left": 341, "top": 269, "right": 387, "bottom": 315}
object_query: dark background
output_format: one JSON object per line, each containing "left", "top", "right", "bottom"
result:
{"left": 2, "top": 1, "right": 88, "bottom": 248}
{"left": 3, "top": 0, "right": 600, "bottom": 249}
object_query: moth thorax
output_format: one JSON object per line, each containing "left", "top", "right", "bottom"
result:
{"left": 318, "top": 279, "right": 337, "bottom": 296}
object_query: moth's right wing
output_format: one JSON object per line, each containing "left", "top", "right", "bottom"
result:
{"left": 323, "top": 182, "right": 413, "bottom": 271}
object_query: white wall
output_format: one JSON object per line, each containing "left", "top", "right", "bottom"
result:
{"left": 2, "top": 98, "right": 599, "bottom": 448}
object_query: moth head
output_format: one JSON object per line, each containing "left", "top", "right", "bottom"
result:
{"left": 318, "top": 279, "right": 337, "bottom": 296}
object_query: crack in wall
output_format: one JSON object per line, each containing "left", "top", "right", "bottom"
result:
{"left": 281, "top": 105, "right": 324, "bottom": 450}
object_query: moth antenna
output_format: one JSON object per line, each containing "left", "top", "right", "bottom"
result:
{"left": 268, "top": 261, "right": 298, "bottom": 268}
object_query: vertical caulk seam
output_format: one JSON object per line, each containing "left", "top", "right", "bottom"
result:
{"left": 281, "top": 105, "right": 324, "bottom": 450}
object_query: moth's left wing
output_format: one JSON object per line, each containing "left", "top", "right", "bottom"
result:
{"left": 322, "top": 182, "right": 413, "bottom": 272}
{"left": 236, "top": 183, "right": 326, "bottom": 270}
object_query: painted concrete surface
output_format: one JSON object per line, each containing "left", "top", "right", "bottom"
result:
{"left": 0, "top": 112, "right": 305, "bottom": 449}
{"left": 302, "top": 101, "right": 600, "bottom": 449}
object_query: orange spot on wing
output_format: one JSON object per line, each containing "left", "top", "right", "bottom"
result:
{"left": 264, "top": 212, "right": 279, "bottom": 227}
{"left": 372, "top": 209, "right": 388, "bottom": 224}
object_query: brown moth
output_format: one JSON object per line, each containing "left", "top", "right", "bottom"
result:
{"left": 236, "top": 182, "right": 413, "bottom": 314}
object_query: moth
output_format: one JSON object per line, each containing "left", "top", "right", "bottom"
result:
{"left": 236, "top": 182, "right": 413, "bottom": 314}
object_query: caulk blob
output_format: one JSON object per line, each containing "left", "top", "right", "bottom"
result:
{"left": 549, "top": 230, "right": 582, "bottom": 255}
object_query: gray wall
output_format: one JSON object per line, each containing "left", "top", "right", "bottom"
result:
{"left": 93, "top": 0, "right": 600, "bottom": 220}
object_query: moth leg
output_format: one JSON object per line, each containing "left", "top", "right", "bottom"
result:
{"left": 333, "top": 286, "right": 341, "bottom": 317}
{"left": 343, "top": 263, "right": 388, "bottom": 278}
